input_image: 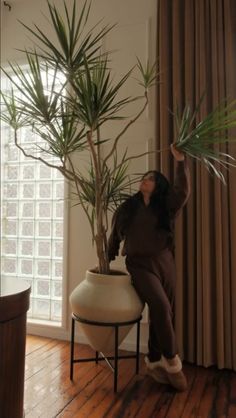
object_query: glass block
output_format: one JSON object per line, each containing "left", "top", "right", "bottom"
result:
{"left": 52, "top": 281, "right": 62, "bottom": 298}
{"left": 54, "top": 201, "right": 63, "bottom": 218}
{"left": 3, "top": 185, "right": 8, "bottom": 200}
{"left": 8, "top": 147, "right": 19, "bottom": 161}
{"left": 33, "top": 298, "right": 50, "bottom": 319}
{"left": 17, "top": 279, "right": 32, "bottom": 297}
{"left": 2, "top": 258, "right": 17, "bottom": 274}
{"left": 1, "top": 201, "right": 7, "bottom": 218}
{"left": 19, "top": 275, "right": 33, "bottom": 285}
{"left": 7, "top": 165, "right": 19, "bottom": 180}
{"left": 3, "top": 239, "right": 17, "bottom": 255}
{"left": 36, "top": 280, "right": 50, "bottom": 297}
{"left": 37, "top": 241, "right": 51, "bottom": 257}
{"left": 21, "top": 202, "right": 34, "bottom": 218}
{"left": 6, "top": 184, "right": 18, "bottom": 199}
{"left": 39, "top": 165, "right": 52, "bottom": 179}
{"left": 54, "top": 169, "right": 63, "bottom": 179}
{"left": 38, "top": 221, "right": 51, "bottom": 237}
{"left": 54, "top": 183, "right": 64, "bottom": 199}
{"left": 21, "top": 221, "right": 34, "bottom": 236}
{"left": 21, "top": 240, "right": 34, "bottom": 256}
{"left": 5, "top": 220, "right": 17, "bottom": 236}
{"left": 6, "top": 202, "right": 18, "bottom": 217}
{"left": 20, "top": 259, "right": 33, "bottom": 275}
{"left": 51, "top": 300, "right": 62, "bottom": 320}
{"left": 21, "top": 127, "right": 34, "bottom": 143}
{"left": 37, "top": 202, "right": 51, "bottom": 218}
{"left": 22, "top": 183, "right": 35, "bottom": 199}
{"left": 53, "top": 261, "right": 63, "bottom": 278}
{"left": 2, "top": 126, "right": 13, "bottom": 144}
{"left": 53, "top": 241, "right": 63, "bottom": 258}
{"left": 22, "top": 165, "right": 35, "bottom": 179}
{"left": 54, "top": 222, "right": 63, "bottom": 238}
{"left": 39, "top": 183, "right": 52, "bottom": 199}
{"left": 37, "top": 260, "right": 50, "bottom": 277}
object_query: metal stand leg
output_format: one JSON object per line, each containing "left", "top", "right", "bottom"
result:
{"left": 114, "top": 325, "right": 119, "bottom": 392}
{"left": 70, "top": 317, "right": 75, "bottom": 380}
{"left": 69, "top": 314, "right": 142, "bottom": 392}
{"left": 136, "top": 319, "right": 140, "bottom": 374}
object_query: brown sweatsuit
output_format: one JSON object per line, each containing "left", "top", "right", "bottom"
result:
{"left": 108, "top": 159, "right": 190, "bottom": 361}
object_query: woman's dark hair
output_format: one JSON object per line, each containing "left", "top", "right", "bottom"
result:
{"left": 117, "top": 170, "right": 171, "bottom": 237}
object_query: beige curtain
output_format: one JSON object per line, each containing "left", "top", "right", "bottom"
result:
{"left": 156, "top": 0, "right": 236, "bottom": 370}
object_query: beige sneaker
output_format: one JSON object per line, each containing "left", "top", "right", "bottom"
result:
{"left": 161, "top": 355, "right": 188, "bottom": 392}
{"left": 144, "top": 356, "right": 169, "bottom": 384}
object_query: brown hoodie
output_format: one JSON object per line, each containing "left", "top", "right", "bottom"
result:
{"left": 108, "top": 159, "right": 190, "bottom": 260}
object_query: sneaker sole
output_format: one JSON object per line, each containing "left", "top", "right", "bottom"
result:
{"left": 166, "top": 371, "right": 188, "bottom": 391}
{"left": 147, "top": 367, "right": 169, "bottom": 384}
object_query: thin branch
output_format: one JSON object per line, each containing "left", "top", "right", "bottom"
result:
{"left": 109, "top": 147, "right": 170, "bottom": 176}
{"left": 14, "top": 129, "right": 71, "bottom": 176}
{"left": 103, "top": 92, "right": 149, "bottom": 167}
{"left": 97, "top": 126, "right": 102, "bottom": 176}
{"left": 86, "top": 129, "right": 102, "bottom": 224}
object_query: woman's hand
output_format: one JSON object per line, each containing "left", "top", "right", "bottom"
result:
{"left": 170, "top": 143, "right": 185, "bottom": 161}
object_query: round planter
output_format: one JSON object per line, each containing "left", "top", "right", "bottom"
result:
{"left": 69, "top": 269, "right": 144, "bottom": 353}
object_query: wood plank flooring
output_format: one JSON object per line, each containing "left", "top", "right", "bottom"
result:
{"left": 24, "top": 335, "right": 236, "bottom": 418}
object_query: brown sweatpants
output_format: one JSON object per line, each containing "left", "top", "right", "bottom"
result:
{"left": 126, "top": 248, "right": 178, "bottom": 361}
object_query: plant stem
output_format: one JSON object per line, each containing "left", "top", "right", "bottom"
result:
{"left": 109, "top": 147, "right": 170, "bottom": 176}
{"left": 86, "top": 130, "right": 109, "bottom": 273}
{"left": 103, "top": 93, "right": 149, "bottom": 167}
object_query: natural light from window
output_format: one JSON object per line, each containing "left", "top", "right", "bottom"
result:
{"left": 0, "top": 70, "right": 65, "bottom": 324}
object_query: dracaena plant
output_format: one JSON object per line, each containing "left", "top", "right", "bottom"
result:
{"left": 0, "top": 0, "right": 158, "bottom": 274}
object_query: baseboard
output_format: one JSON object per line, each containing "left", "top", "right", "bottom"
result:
{"left": 27, "top": 323, "right": 148, "bottom": 354}
{"left": 27, "top": 322, "right": 69, "bottom": 341}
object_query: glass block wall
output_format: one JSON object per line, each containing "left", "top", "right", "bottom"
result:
{"left": 1, "top": 76, "right": 65, "bottom": 323}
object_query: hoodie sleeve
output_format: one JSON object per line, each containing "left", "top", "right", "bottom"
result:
{"left": 166, "top": 158, "right": 191, "bottom": 218}
{"left": 107, "top": 207, "right": 122, "bottom": 261}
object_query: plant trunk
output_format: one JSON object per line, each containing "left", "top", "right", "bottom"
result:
{"left": 95, "top": 226, "right": 110, "bottom": 274}
{"left": 95, "top": 180, "right": 109, "bottom": 273}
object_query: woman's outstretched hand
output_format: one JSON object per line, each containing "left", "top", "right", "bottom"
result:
{"left": 170, "top": 143, "right": 185, "bottom": 161}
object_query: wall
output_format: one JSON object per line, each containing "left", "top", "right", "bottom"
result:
{"left": 1, "top": 0, "right": 157, "bottom": 353}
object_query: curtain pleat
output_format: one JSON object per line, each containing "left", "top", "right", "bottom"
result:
{"left": 156, "top": 0, "right": 236, "bottom": 370}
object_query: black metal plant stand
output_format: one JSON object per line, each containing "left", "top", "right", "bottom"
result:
{"left": 70, "top": 313, "right": 142, "bottom": 392}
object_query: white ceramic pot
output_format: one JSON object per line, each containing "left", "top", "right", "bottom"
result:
{"left": 69, "top": 269, "right": 144, "bottom": 353}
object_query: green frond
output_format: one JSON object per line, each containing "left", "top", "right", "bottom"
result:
{"left": 18, "top": 0, "right": 113, "bottom": 75}
{"left": 174, "top": 98, "right": 236, "bottom": 184}
{"left": 70, "top": 54, "right": 134, "bottom": 129}
{"left": 136, "top": 57, "right": 159, "bottom": 90}
{"left": 0, "top": 89, "right": 29, "bottom": 130}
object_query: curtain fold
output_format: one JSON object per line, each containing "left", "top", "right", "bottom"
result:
{"left": 156, "top": 0, "right": 236, "bottom": 370}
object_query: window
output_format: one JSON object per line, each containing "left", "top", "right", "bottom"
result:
{"left": 1, "top": 71, "right": 65, "bottom": 324}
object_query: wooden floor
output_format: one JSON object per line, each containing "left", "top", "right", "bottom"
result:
{"left": 24, "top": 335, "right": 236, "bottom": 418}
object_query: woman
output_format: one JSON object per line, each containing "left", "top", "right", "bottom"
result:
{"left": 108, "top": 144, "right": 190, "bottom": 391}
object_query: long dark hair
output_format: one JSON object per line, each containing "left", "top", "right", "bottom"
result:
{"left": 117, "top": 170, "right": 171, "bottom": 237}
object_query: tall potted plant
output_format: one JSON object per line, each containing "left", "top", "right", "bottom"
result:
{"left": 1, "top": 0, "right": 157, "bottom": 351}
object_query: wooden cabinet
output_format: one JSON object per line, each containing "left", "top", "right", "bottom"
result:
{"left": 0, "top": 278, "right": 30, "bottom": 418}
